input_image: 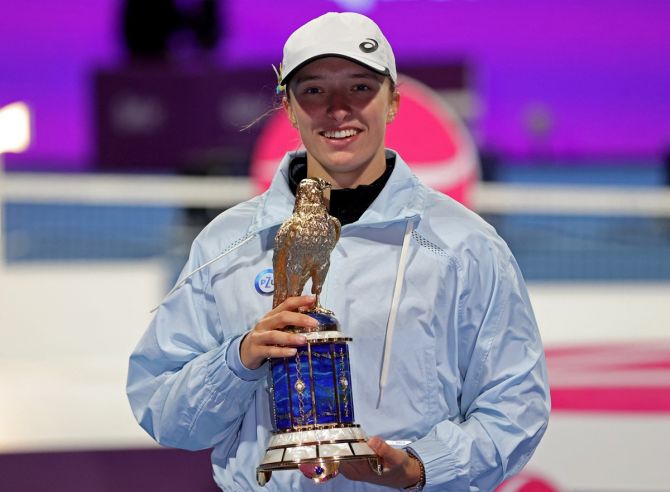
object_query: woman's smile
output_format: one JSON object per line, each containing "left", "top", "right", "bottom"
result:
{"left": 321, "top": 128, "right": 362, "bottom": 140}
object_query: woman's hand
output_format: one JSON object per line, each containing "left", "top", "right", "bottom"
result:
{"left": 339, "top": 437, "right": 422, "bottom": 488}
{"left": 239, "top": 295, "right": 316, "bottom": 369}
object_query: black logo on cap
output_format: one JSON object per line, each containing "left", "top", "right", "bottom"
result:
{"left": 359, "top": 38, "right": 379, "bottom": 53}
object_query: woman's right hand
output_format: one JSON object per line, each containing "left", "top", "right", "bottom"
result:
{"left": 239, "top": 295, "right": 316, "bottom": 369}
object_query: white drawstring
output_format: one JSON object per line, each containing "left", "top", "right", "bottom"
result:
{"left": 377, "top": 219, "right": 414, "bottom": 408}
{"left": 151, "top": 234, "right": 255, "bottom": 313}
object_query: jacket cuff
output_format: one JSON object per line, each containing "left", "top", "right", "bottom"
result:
{"left": 225, "top": 333, "right": 268, "bottom": 382}
{"left": 407, "top": 434, "right": 469, "bottom": 491}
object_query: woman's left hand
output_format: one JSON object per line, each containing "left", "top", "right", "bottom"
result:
{"left": 339, "top": 436, "right": 422, "bottom": 488}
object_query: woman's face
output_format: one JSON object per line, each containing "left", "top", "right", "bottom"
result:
{"left": 284, "top": 57, "right": 399, "bottom": 189}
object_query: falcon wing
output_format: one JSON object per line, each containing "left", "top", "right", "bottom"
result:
{"left": 330, "top": 216, "right": 341, "bottom": 243}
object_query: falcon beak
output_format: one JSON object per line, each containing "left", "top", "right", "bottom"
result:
{"left": 316, "top": 178, "right": 332, "bottom": 190}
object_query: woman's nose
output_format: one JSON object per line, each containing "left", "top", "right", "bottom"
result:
{"left": 326, "top": 92, "right": 351, "bottom": 121}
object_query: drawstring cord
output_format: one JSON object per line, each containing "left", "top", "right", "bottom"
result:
{"left": 376, "top": 219, "right": 414, "bottom": 408}
{"left": 151, "top": 234, "right": 255, "bottom": 313}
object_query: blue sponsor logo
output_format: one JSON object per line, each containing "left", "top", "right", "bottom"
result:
{"left": 255, "top": 268, "right": 274, "bottom": 295}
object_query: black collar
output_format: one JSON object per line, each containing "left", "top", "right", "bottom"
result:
{"left": 288, "top": 156, "right": 395, "bottom": 226}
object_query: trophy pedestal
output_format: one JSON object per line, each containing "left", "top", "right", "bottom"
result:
{"left": 256, "top": 426, "right": 382, "bottom": 485}
{"left": 257, "top": 313, "right": 382, "bottom": 485}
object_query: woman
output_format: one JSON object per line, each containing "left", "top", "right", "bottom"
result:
{"left": 127, "top": 12, "right": 550, "bottom": 491}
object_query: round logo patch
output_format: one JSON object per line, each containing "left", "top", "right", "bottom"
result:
{"left": 359, "top": 38, "right": 378, "bottom": 53}
{"left": 254, "top": 268, "right": 274, "bottom": 295}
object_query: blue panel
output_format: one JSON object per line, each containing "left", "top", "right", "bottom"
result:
{"left": 311, "top": 344, "right": 337, "bottom": 424}
{"left": 270, "top": 359, "right": 291, "bottom": 430}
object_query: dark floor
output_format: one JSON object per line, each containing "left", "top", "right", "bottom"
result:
{"left": 0, "top": 448, "right": 219, "bottom": 492}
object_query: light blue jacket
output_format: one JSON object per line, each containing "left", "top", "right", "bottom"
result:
{"left": 127, "top": 150, "right": 550, "bottom": 491}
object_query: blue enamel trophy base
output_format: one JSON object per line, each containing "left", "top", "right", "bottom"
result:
{"left": 257, "top": 312, "right": 380, "bottom": 486}
{"left": 270, "top": 336, "right": 354, "bottom": 430}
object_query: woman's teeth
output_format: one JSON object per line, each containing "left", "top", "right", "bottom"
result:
{"left": 323, "top": 129, "right": 359, "bottom": 139}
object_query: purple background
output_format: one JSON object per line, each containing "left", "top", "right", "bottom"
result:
{"left": 1, "top": 0, "right": 669, "bottom": 171}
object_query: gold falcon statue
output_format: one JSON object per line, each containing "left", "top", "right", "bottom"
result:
{"left": 273, "top": 178, "right": 341, "bottom": 311}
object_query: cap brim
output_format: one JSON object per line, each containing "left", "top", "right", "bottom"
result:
{"left": 280, "top": 53, "right": 391, "bottom": 86}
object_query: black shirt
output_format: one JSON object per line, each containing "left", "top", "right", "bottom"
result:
{"left": 287, "top": 155, "right": 395, "bottom": 226}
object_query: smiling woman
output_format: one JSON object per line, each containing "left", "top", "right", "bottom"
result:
{"left": 283, "top": 57, "right": 399, "bottom": 189}
{"left": 127, "top": 11, "right": 550, "bottom": 492}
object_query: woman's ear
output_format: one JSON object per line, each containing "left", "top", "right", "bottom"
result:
{"left": 283, "top": 96, "right": 298, "bottom": 128}
{"left": 387, "top": 90, "right": 400, "bottom": 124}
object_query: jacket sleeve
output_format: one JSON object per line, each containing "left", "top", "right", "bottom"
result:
{"left": 126, "top": 239, "right": 267, "bottom": 452}
{"left": 408, "top": 238, "right": 550, "bottom": 491}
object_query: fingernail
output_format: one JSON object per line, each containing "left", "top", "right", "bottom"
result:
{"left": 295, "top": 335, "right": 307, "bottom": 344}
{"left": 368, "top": 437, "right": 382, "bottom": 451}
{"left": 287, "top": 348, "right": 297, "bottom": 356}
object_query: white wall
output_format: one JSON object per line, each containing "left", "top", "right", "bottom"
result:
{"left": 0, "top": 261, "right": 165, "bottom": 451}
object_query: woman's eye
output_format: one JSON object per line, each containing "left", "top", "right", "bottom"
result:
{"left": 304, "top": 87, "right": 322, "bottom": 94}
{"left": 353, "top": 84, "right": 370, "bottom": 91}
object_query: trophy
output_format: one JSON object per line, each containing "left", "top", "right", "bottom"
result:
{"left": 256, "top": 178, "right": 382, "bottom": 486}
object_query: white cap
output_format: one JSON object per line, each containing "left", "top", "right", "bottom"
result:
{"left": 278, "top": 12, "right": 397, "bottom": 87}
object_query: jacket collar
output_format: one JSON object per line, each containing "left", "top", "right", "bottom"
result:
{"left": 248, "top": 149, "right": 426, "bottom": 234}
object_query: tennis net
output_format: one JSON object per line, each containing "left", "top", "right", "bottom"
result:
{"left": 2, "top": 171, "right": 670, "bottom": 281}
